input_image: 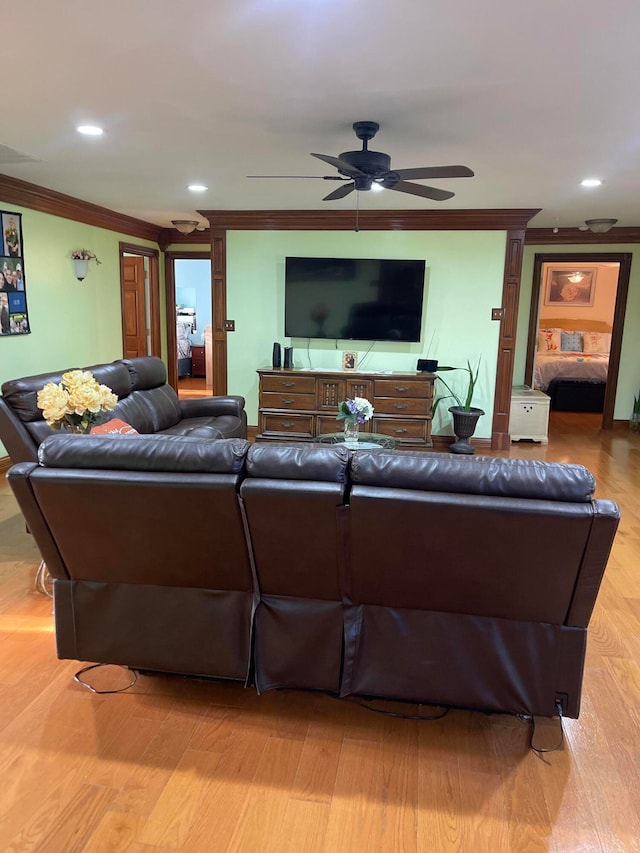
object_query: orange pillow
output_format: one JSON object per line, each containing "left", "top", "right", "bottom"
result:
{"left": 90, "top": 418, "right": 139, "bottom": 435}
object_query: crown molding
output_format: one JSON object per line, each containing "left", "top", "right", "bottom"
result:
{"left": 0, "top": 173, "right": 161, "bottom": 242}
{"left": 199, "top": 209, "right": 541, "bottom": 231}
{"left": 525, "top": 226, "right": 640, "bottom": 244}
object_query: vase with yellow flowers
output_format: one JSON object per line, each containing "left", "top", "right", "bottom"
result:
{"left": 37, "top": 370, "right": 118, "bottom": 434}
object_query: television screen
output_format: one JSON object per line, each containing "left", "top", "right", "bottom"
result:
{"left": 284, "top": 257, "right": 426, "bottom": 342}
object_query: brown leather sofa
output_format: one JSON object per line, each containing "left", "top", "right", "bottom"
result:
{"left": 7, "top": 436, "right": 619, "bottom": 720}
{"left": 0, "top": 356, "right": 247, "bottom": 463}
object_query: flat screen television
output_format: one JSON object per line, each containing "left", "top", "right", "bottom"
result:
{"left": 284, "top": 257, "right": 426, "bottom": 342}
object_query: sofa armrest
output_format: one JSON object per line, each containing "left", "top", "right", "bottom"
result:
{"left": 179, "top": 395, "right": 246, "bottom": 419}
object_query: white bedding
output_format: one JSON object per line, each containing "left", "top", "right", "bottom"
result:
{"left": 535, "top": 351, "right": 609, "bottom": 392}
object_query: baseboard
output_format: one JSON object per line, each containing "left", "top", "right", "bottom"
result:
{"left": 247, "top": 425, "right": 258, "bottom": 443}
{"left": 0, "top": 455, "right": 11, "bottom": 475}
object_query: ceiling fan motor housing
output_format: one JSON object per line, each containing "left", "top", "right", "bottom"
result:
{"left": 338, "top": 149, "right": 391, "bottom": 177}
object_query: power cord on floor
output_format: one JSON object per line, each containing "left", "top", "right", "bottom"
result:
{"left": 74, "top": 663, "right": 138, "bottom": 694}
{"left": 528, "top": 701, "right": 565, "bottom": 754}
{"left": 338, "top": 695, "right": 449, "bottom": 721}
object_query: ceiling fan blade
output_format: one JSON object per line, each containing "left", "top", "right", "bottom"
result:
{"left": 393, "top": 165, "right": 474, "bottom": 180}
{"left": 390, "top": 181, "right": 455, "bottom": 201}
{"left": 323, "top": 183, "right": 355, "bottom": 201}
{"left": 311, "top": 152, "right": 366, "bottom": 176}
{"left": 246, "top": 175, "right": 349, "bottom": 180}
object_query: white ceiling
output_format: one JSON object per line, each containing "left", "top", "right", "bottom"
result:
{"left": 4, "top": 1, "right": 640, "bottom": 230}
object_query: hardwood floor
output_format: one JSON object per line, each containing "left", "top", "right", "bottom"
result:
{"left": 178, "top": 377, "right": 211, "bottom": 400}
{"left": 1, "top": 413, "right": 639, "bottom": 852}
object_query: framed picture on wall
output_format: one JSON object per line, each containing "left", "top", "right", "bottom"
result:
{"left": 544, "top": 267, "right": 597, "bottom": 307}
{"left": 1, "top": 210, "right": 30, "bottom": 337}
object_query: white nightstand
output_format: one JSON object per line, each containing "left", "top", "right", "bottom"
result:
{"left": 510, "top": 387, "right": 550, "bottom": 444}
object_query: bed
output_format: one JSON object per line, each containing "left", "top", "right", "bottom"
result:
{"left": 534, "top": 318, "right": 611, "bottom": 412}
{"left": 176, "top": 309, "right": 196, "bottom": 378}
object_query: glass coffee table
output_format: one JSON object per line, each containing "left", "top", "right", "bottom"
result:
{"left": 314, "top": 432, "right": 397, "bottom": 450}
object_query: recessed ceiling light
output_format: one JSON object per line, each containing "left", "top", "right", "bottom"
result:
{"left": 77, "top": 125, "right": 103, "bottom": 136}
{"left": 188, "top": 184, "right": 208, "bottom": 192}
{"left": 581, "top": 178, "right": 602, "bottom": 187}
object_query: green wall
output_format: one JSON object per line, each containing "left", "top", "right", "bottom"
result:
{"left": 516, "top": 244, "right": 640, "bottom": 420}
{"left": 227, "top": 230, "right": 507, "bottom": 436}
{"left": 0, "top": 203, "right": 159, "bottom": 456}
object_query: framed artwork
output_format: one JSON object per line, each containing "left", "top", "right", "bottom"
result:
{"left": 1, "top": 210, "right": 30, "bottom": 337}
{"left": 544, "top": 267, "right": 597, "bottom": 307}
{"left": 342, "top": 350, "right": 358, "bottom": 370}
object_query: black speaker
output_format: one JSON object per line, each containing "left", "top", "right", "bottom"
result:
{"left": 272, "top": 342, "right": 282, "bottom": 369}
{"left": 283, "top": 347, "right": 294, "bottom": 369}
{"left": 417, "top": 358, "right": 438, "bottom": 372}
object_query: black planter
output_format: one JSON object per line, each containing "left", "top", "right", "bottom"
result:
{"left": 448, "top": 406, "right": 485, "bottom": 454}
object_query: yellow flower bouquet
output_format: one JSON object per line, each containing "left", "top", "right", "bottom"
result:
{"left": 37, "top": 370, "right": 118, "bottom": 433}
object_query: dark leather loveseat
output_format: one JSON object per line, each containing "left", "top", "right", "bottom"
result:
{"left": 7, "top": 437, "right": 619, "bottom": 720}
{"left": 0, "top": 356, "right": 246, "bottom": 463}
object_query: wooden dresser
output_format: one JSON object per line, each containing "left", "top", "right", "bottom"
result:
{"left": 256, "top": 368, "right": 434, "bottom": 447}
{"left": 190, "top": 344, "right": 206, "bottom": 378}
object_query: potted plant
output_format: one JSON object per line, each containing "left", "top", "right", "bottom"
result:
{"left": 631, "top": 389, "right": 640, "bottom": 433}
{"left": 433, "top": 359, "right": 484, "bottom": 454}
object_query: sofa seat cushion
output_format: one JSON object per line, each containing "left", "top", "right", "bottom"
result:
{"left": 159, "top": 415, "right": 246, "bottom": 440}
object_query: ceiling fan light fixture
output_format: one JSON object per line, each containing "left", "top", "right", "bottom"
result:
{"left": 585, "top": 218, "right": 618, "bottom": 233}
{"left": 171, "top": 219, "right": 199, "bottom": 235}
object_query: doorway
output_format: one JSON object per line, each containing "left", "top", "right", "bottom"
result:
{"left": 119, "top": 243, "right": 161, "bottom": 358}
{"left": 164, "top": 251, "right": 212, "bottom": 397}
{"left": 525, "top": 252, "right": 632, "bottom": 430}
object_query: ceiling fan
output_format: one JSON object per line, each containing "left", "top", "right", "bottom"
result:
{"left": 248, "top": 121, "right": 474, "bottom": 201}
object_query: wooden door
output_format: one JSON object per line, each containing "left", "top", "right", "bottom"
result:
{"left": 122, "top": 256, "right": 148, "bottom": 358}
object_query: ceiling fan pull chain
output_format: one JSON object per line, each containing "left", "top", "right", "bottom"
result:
{"left": 355, "top": 190, "right": 360, "bottom": 233}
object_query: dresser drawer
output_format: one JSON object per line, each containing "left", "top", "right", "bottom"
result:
{"left": 373, "top": 417, "right": 430, "bottom": 444}
{"left": 261, "top": 374, "right": 316, "bottom": 394}
{"left": 261, "top": 391, "right": 316, "bottom": 410}
{"left": 373, "top": 396, "right": 431, "bottom": 416}
{"left": 374, "top": 379, "right": 431, "bottom": 399}
{"left": 261, "top": 413, "right": 314, "bottom": 437}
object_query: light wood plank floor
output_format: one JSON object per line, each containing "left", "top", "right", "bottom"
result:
{"left": 1, "top": 413, "right": 639, "bottom": 852}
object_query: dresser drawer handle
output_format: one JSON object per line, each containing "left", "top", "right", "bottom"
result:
{"left": 394, "top": 385, "right": 409, "bottom": 392}
{"left": 281, "top": 398, "right": 294, "bottom": 404}
{"left": 281, "top": 381, "right": 295, "bottom": 388}
{"left": 393, "top": 428, "right": 408, "bottom": 434}
{"left": 281, "top": 421, "right": 294, "bottom": 428}
{"left": 394, "top": 403, "right": 408, "bottom": 410}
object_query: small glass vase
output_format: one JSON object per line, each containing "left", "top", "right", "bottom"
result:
{"left": 343, "top": 420, "right": 360, "bottom": 448}
{"left": 64, "top": 422, "right": 91, "bottom": 435}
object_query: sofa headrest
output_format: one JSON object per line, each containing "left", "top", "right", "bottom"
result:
{"left": 350, "top": 451, "right": 596, "bottom": 502}
{"left": 119, "top": 356, "right": 167, "bottom": 391}
{"left": 246, "top": 442, "right": 350, "bottom": 482}
{"left": 38, "top": 434, "right": 250, "bottom": 474}
{"left": 1, "top": 363, "right": 132, "bottom": 423}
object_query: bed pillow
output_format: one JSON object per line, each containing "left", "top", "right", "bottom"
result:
{"left": 582, "top": 331, "right": 611, "bottom": 354}
{"left": 560, "top": 330, "right": 583, "bottom": 352}
{"left": 537, "top": 328, "right": 561, "bottom": 352}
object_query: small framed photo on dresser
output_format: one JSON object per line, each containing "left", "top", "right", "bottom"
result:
{"left": 342, "top": 351, "right": 358, "bottom": 370}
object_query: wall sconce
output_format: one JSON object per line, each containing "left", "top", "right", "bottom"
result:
{"left": 71, "top": 249, "right": 101, "bottom": 281}
{"left": 171, "top": 220, "right": 199, "bottom": 235}
{"left": 584, "top": 218, "right": 618, "bottom": 233}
